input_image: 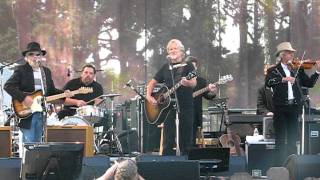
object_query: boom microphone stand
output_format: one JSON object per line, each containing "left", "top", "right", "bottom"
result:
{"left": 37, "top": 61, "right": 48, "bottom": 142}
{"left": 167, "top": 58, "right": 181, "bottom": 156}
{"left": 124, "top": 80, "right": 146, "bottom": 154}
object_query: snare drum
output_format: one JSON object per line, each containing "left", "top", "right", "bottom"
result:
{"left": 61, "top": 116, "right": 90, "bottom": 126}
{"left": 76, "top": 105, "right": 104, "bottom": 124}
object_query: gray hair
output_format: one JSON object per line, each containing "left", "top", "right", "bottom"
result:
{"left": 276, "top": 51, "right": 285, "bottom": 63}
{"left": 166, "top": 39, "right": 185, "bottom": 52}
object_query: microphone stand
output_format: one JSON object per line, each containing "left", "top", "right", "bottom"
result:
{"left": 168, "top": 59, "right": 181, "bottom": 156}
{"left": 37, "top": 61, "right": 48, "bottom": 143}
{"left": 125, "top": 81, "right": 146, "bottom": 154}
{"left": 299, "top": 87, "right": 310, "bottom": 155}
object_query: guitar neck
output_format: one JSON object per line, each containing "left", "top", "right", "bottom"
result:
{"left": 45, "top": 89, "right": 79, "bottom": 102}
{"left": 164, "top": 81, "right": 182, "bottom": 99}
{"left": 193, "top": 86, "right": 210, "bottom": 98}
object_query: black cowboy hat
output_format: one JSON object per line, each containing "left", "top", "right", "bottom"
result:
{"left": 22, "top": 42, "right": 47, "bottom": 56}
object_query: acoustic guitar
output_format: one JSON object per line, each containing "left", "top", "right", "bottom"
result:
{"left": 13, "top": 87, "right": 93, "bottom": 119}
{"left": 219, "top": 105, "right": 244, "bottom": 156}
{"left": 144, "top": 70, "right": 197, "bottom": 124}
{"left": 193, "top": 74, "right": 233, "bottom": 98}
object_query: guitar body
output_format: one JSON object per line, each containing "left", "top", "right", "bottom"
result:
{"left": 219, "top": 132, "right": 244, "bottom": 155}
{"left": 12, "top": 87, "right": 93, "bottom": 119}
{"left": 144, "top": 85, "right": 171, "bottom": 124}
{"left": 12, "top": 90, "right": 44, "bottom": 119}
{"left": 219, "top": 103, "right": 244, "bottom": 156}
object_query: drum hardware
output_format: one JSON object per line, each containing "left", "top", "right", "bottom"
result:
{"left": 76, "top": 105, "right": 104, "bottom": 124}
{"left": 92, "top": 93, "right": 122, "bottom": 155}
{"left": 98, "top": 130, "right": 123, "bottom": 155}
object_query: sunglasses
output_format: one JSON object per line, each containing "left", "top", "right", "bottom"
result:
{"left": 27, "top": 52, "right": 42, "bottom": 57}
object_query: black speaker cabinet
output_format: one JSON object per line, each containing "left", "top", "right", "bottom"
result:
{"left": 137, "top": 160, "right": 200, "bottom": 180}
{"left": 46, "top": 126, "right": 94, "bottom": 157}
{"left": 245, "top": 141, "right": 276, "bottom": 176}
{"left": 304, "top": 122, "right": 320, "bottom": 154}
{"left": 188, "top": 148, "right": 230, "bottom": 174}
{"left": 285, "top": 154, "right": 320, "bottom": 180}
{"left": 0, "top": 127, "right": 12, "bottom": 158}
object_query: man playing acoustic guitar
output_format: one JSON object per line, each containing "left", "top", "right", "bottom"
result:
{"left": 146, "top": 39, "right": 197, "bottom": 155}
{"left": 4, "top": 42, "right": 70, "bottom": 144}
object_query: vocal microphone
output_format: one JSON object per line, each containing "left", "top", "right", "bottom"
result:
{"left": 36, "top": 58, "right": 42, "bottom": 66}
{"left": 67, "top": 67, "right": 71, "bottom": 77}
{"left": 123, "top": 79, "right": 132, "bottom": 88}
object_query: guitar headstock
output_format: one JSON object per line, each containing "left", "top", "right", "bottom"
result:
{"left": 218, "top": 74, "right": 233, "bottom": 85}
{"left": 186, "top": 70, "right": 197, "bottom": 80}
{"left": 78, "top": 87, "right": 93, "bottom": 94}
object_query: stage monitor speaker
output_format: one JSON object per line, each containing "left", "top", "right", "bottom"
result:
{"left": 285, "top": 154, "right": 320, "bottom": 180}
{"left": 136, "top": 154, "right": 187, "bottom": 162}
{"left": 81, "top": 156, "right": 110, "bottom": 180}
{"left": 117, "top": 130, "right": 139, "bottom": 154}
{"left": 188, "top": 147, "right": 230, "bottom": 174}
{"left": 306, "top": 122, "right": 320, "bottom": 154}
{"left": 0, "top": 127, "right": 11, "bottom": 157}
{"left": 137, "top": 160, "right": 199, "bottom": 180}
{"left": 0, "top": 158, "right": 20, "bottom": 179}
{"left": 46, "top": 126, "right": 94, "bottom": 157}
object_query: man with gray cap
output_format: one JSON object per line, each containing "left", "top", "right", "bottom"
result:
{"left": 265, "top": 42, "right": 320, "bottom": 166}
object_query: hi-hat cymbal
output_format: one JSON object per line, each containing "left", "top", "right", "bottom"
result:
{"left": 100, "top": 94, "right": 121, "bottom": 98}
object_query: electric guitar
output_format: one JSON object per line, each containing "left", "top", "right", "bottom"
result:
{"left": 193, "top": 74, "right": 233, "bottom": 98}
{"left": 13, "top": 87, "right": 93, "bottom": 119}
{"left": 144, "top": 70, "right": 197, "bottom": 124}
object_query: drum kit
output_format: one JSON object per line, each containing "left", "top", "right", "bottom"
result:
{"left": 57, "top": 93, "right": 123, "bottom": 155}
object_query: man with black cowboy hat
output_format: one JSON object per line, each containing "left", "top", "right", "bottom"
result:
{"left": 265, "top": 42, "right": 320, "bottom": 166}
{"left": 4, "top": 42, "right": 66, "bottom": 145}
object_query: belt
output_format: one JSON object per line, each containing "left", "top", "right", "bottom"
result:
{"left": 287, "top": 99, "right": 296, "bottom": 105}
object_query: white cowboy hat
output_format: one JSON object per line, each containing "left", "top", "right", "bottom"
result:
{"left": 275, "top": 42, "right": 296, "bottom": 56}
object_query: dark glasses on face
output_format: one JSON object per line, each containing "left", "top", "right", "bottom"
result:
{"left": 27, "top": 52, "right": 42, "bottom": 57}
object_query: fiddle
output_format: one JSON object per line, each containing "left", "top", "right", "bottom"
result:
{"left": 289, "top": 59, "right": 319, "bottom": 70}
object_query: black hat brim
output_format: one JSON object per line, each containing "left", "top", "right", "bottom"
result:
{"left": 22, "top": 50, "right": 46, "bottom": 57}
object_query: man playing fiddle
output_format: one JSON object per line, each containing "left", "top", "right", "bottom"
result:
{"left": 265, "top": 42, "right": 320, "bottom": 166}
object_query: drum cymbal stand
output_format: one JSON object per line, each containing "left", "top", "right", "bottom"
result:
{"left": 98, "top": 95, "right": 123, "bottom": 155}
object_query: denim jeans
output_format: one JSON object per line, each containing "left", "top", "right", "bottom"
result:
{"left": 20, "top": 112, "right": 44, "bottom": 142}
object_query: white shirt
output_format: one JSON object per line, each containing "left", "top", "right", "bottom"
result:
{"left": 281, "top": 63, "right": 294, "bottom": 100}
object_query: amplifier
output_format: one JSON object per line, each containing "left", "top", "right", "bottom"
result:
{"left": 246, "top": 140, "right": 275, "bottom": 176}
{"left": 0, "top": 126, "right": 12, "bottom": 157}
{"left": 46, "top": 126, "right": 94, "bottom": 157}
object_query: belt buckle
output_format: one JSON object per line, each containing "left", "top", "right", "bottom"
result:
{"left": 288, "top": 99, "right": 294, "bottom": 105}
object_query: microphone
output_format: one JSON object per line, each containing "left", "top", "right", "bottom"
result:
{"left": 67, "top": 67, "right": 71, "bottom": 77}
{"left": 36, "top": 58, "right": 42, "bottom": 66}
{"left": 123, "top": 79, "right": 132, "bottom": 88}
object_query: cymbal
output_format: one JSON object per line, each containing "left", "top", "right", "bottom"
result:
{"left": 100, "top": 94, "right": 121, "bottom": 98}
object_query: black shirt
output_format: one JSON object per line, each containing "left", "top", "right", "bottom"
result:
{"left": 57, "top": 78, "right": 103, "bottom": 119}
{"left": 154, "top": 62, "right": 195, "bottom": 108}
